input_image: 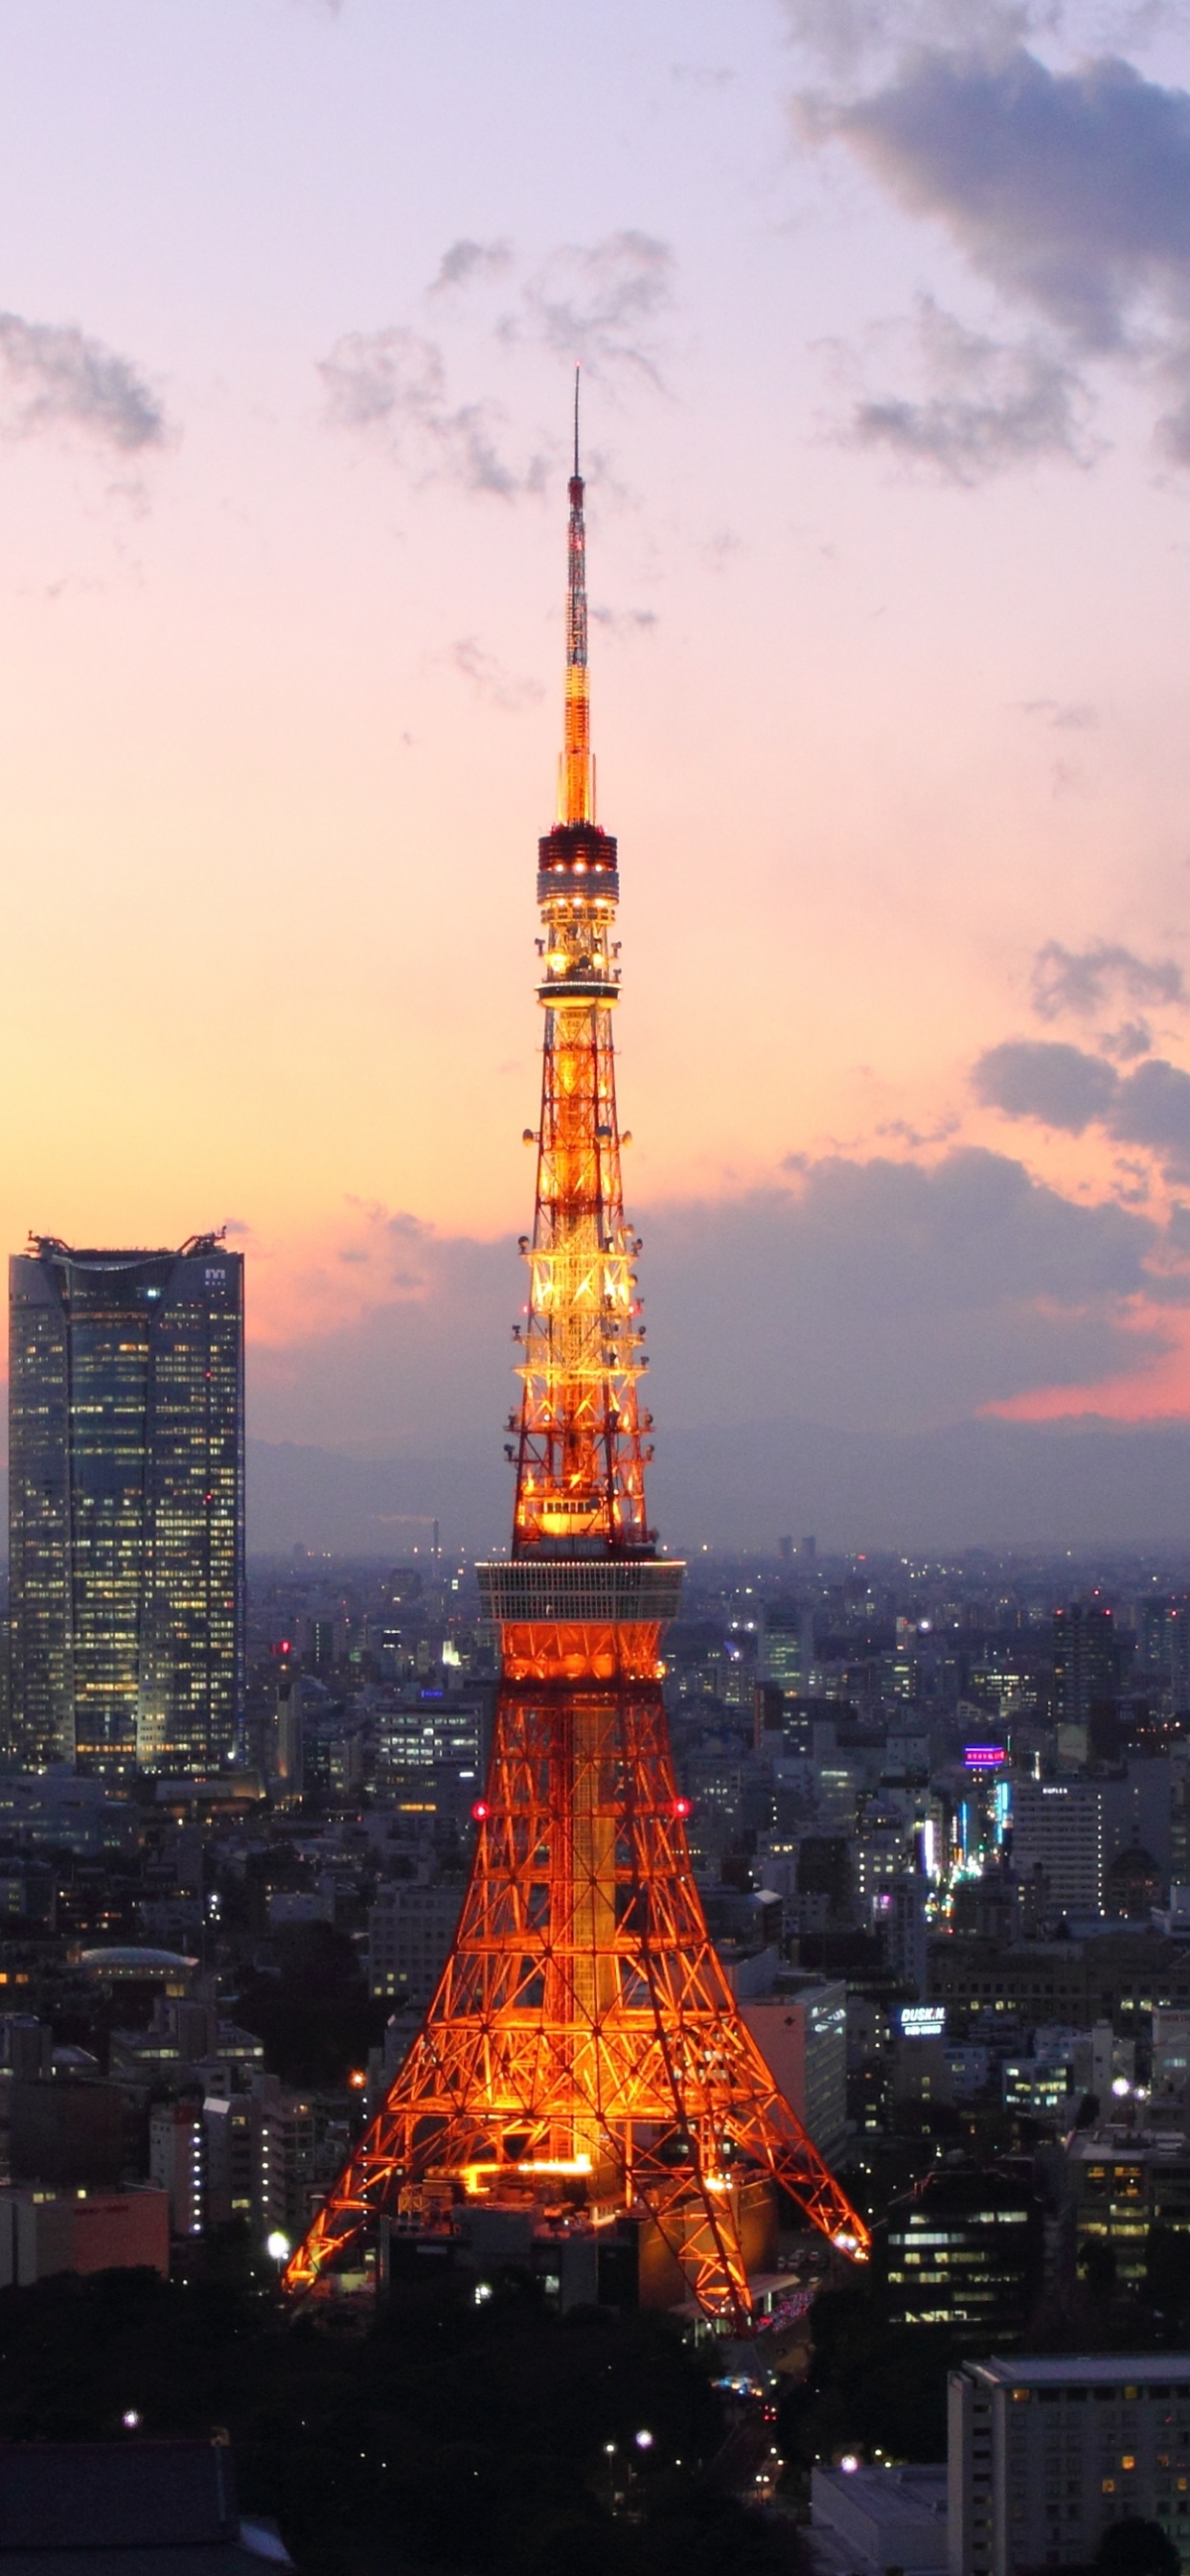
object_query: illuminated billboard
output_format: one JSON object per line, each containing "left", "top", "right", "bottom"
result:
{"left": 898, "top": 2004, "right": 947, "bottom": 2038}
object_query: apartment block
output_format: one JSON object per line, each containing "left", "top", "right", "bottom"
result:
{"left": 366, "top": 1881, "right": 464, "bottom": 2006}
{"left": 950, "top": 2355, "right": 1190, "bottom": 2576}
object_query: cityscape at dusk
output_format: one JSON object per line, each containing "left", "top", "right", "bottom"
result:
{"left": 11, "top": 5, "right": 1190, "bottom": 2574}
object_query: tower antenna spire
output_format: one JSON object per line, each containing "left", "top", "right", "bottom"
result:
{"left": 561, "top": 375, "right": 591, "bottom": 823}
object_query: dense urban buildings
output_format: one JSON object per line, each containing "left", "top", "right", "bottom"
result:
{"left": 8, "top": 1236, "right": 245, "bottom": 1778}
{"left": 5, "top": 1537, "right": 1190, "bottom": 2566}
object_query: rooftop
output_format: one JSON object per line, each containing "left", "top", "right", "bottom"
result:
{"left": 961, "top": 2355, "right": 1190, "bottom": 2388}
{"left": 1064, "top": 2127, "right": 1190, "bottom": 2162}
{"left": 0, "top": 2439, "right": 290, "bottom": 2568}
{"left": 810, "top": 2463, "right": 949, "bottom": 2576}
{"left": 79, "top": 1949, "right": 195, "bottom": 1976}
{"left": 813, "top": 2465, "right": 948, "bottom": 2533}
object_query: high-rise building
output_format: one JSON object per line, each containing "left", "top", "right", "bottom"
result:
{"left": 1053, "top": 1602, "right": 1122, "bottom": 1728}
{"left": 761, "top": 1600, "right": 813, "bottom": 1691}
{"left": 9, "top": 1236, "right": 244, "bottom": 1778}
{"left": 1010, "top": 1779, "right": 1104, "bottom": 1916}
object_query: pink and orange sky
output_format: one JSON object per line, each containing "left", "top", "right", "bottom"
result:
{"left": 6, "top": 0, "right": 1190, "bottom": 1545}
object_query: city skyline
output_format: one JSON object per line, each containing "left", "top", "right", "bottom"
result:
{"left": 5, "top": 3, "right": 1190, "bottom": 1539}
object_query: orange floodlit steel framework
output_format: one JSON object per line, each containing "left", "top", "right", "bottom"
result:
{"left": 285, "top": 387, "right": 869, "bottom": 2327}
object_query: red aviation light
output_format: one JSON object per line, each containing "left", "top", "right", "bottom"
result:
{"left": 471, "top": 1800, "right": 491, "bottom": 1823}
{"left": 672, "top": 1796, "right": 694, "bottom": 1821}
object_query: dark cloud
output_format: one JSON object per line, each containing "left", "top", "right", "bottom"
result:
{"left": 974, "top": 1033, "right": 1190, "bottom": 1173}
{"left": 973, "top": 1037, "right": 1118, "bottom": 1129}
{"left": 1112, "top": 1056, "right": 1190, "bottom": 1162}
{"left": 641, "top": 1149, "right": 1179, "bottom": 1433}
{"left": 1030, "top": 936, "right": 1184, "bottom": 1020}
{"left": 815, "top": 45, "right": 1190, "bottom": 352}
{"left": 0, "top": 311, "right": 166, "bottom": 452}
{"left": 845, "top": 298, "right": 1089, "bottom": 479}
{"left": 249, "top": 1147, "right": 1179, "bottom": 1457}
{"left": 318, "top": 327, "right": 544, "bottom": 496}
{"left": 1101, "top": 1020, "right": 1154, "bottom": 1063}
{"left": 429, "top": 240, "right": 513, "bottom": 294}
{"left": 508, "top": 232, "right": 675, "bottom": 383}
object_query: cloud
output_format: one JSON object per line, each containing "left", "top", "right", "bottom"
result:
{"left": 590, "top": 604, "right": 658, "bottom": 636}
{"left": 1101, "top": 1021, "right": 1155, "bottom": 1063}
{"left": 0, "top": 311, "right": 166, "bottom": 452}
{"left": 973, "top": 1036, "right": 1119, "bottom": 1129}
{"left": 318, "top": 326, "right": 545, "bottom": 497}
{"left": 841, "top": 295, "right": 1090, "bottom": 480}
{"left": 781, "top": 0, "right": 1051, "bottom": 80}
{"left": 1019, "top": 697, "right": 1097, "bottom": 728}
{"left": 814, "top": 45, "right": 1190, "bottom": 353}
{"left": 321, "top": 236, "right": 673, "bottom": 504}
{"left": 1112, "top": 1057, "right": 1190, "bottom": 1162}
{"left": 248, "top": 1147, "right": 1182, "bottom": 1455}
{"left": 798, "top": 34, "right": 1190, "bottom": 464}
{"left": 974, "top": 1035, "right": 1190, "bottom": 1172}
{"left": 446, "top": 637, "right": 544, "bottom": 710}
{"left": 429, "top": 239, "right": 513, "bottom": 294}
{"left": 509, "top": 232, "right": 675, "bottom": 383}
{"left": 645, "top": 1148, "right": 1186, "bottom": 1432}
{"left": 1030, "top": 936, "right": 1184, "bottom": 1020}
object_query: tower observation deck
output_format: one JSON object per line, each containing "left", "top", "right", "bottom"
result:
{"left": 284, "top": 389, "right": 869, "bottom": 2326}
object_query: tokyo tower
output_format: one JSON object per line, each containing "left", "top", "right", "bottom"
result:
{"left": 285, "top": 391, "right": 869, "bottom": 2326}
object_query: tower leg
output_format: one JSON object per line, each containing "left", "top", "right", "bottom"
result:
{"left": 286, "top": 1669, "right": 869, "bottom": 2312}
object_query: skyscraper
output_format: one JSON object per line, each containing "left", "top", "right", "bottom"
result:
{"left": 9, "top": 1236, "right": 244, "bottom": 1778}
{"left": 1053, "top": 1601, "right": 1122, "bottom": 1728}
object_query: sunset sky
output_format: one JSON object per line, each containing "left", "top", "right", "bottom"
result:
{"left": 6, "top": 0, "right": 1190, "bottom": 1537}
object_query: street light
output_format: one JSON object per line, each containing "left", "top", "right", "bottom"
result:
{"left": 265, "top": 2231, "right": 290, "bottom": 2271}
{"left": 634, "top": 2430, "right": 653, "bottom": 2451}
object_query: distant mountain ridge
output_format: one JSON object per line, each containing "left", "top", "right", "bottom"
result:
{"left": 247, "top": 1414, "right": 1190, "bottom": 1557}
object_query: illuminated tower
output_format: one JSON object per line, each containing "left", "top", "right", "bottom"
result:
{"left": 286, "top": 395, "right": 868, "bottom": 2324}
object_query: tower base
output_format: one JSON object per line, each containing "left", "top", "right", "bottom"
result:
{"left": 286, "top": 1644, "right": 870, "bottom": 2326}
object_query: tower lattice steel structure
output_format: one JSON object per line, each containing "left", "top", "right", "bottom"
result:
{"left": 285, "top": 395, "right": 869, "bottom": 2325}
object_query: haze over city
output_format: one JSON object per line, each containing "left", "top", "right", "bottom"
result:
{"left": 7, "top": 0, "right": 1190, "bottom": 1549}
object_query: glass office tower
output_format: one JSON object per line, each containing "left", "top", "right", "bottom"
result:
{"left": 9, "top": 1237, "right": 245, "bottom": 1777}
